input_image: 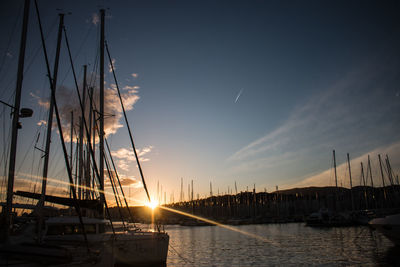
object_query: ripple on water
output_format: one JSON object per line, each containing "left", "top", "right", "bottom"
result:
{"left": 165, "top": 223, "right": 398, "bottom": 266}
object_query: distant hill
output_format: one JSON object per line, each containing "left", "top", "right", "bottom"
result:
{"left": 273, "top": 186, "right": 347, "bottom": 196}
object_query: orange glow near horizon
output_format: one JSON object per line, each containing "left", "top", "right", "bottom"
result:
{"left": 12, "top": 173, "right": 279, "bottom": 245}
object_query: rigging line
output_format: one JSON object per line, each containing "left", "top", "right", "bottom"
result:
{"left": 26, "top": 130, "right": 41, "bottom": 198}
{"left": 34, "top": 0, "right": 90, "bottom": 250}
{"left": 382, "top": 160, "right": 393, "bottom": 186}
{"left": 88, "top": 51, "right": 99, "bottom": 89}
{"left": 0, "top": 15, "right": 58, "bottom": 94}
{"left": 105, "top": 41, "right": 151, "bottom": 202}
{"left": 0, "top": 91, "right": 15, "bottom": 119}
{"left": 63, "top": 24, "right": 115, "bottom": 236}
{"left": 0, "top": 0, "right": 23, "bottom": 81}
{"left": 88, "top": 19, "right": 100, "bottom": 89}
{"left": 104, "top": 142, "right": 129, "bottom": 220}
{"left": 58, "top": 21, "right": 94, "bottom": 86}
{"left": 105, "top": 138, "right": 137, "bottom": 225}
{"left": 0, "top": 17, "right": 58, "bottom": 101}
{"left": 16, "top": 125, "right": 42, "bottom": 174}
{"left": 104, "top": 153, "right": 126, "bottom": 228}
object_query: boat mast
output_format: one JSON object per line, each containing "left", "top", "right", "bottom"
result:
{"left": 367, "top": 155, "right": 374, "bottom": 188}
{"left": 39, "top": 13, "right": 64, "bottom": 208}
{"left": 86, "top": 86, "right": 93, "bottom": 200}
{"left": 99, "top": 9, "right": 105, "bottom": 216}
{"left": 378, "top": 154, "right": 387, "bottom": 203}
{"left": 385, "top": 155, "right": 394, "bottom": 186}
{"left": 180, "top": 178, "right": 183, "bottom": 202}
{"left": 360, "top": 162, "right": 368, "bottom": 209}
{"left": 346, "top": 153, "right": 354, "bottom": 211}
{"left": 78, "top": 65, "right": 86, "bottom": 200}
{"left": 333, "top": 150, "right": 338, "bottom": 188}
{"left": 34, "top": 0, "right": 89, "bottom": 249}
{"left": 105, "top": 42, "right": 152, "bottom": 202}
{"left": 37, "top": 13, "right": 64, "bottom": 241}
{"left": 69, "top": 111, "right": 73, "bottom": 198}
{"left": 333, "top": 150, "right": 338, "bottom": 211}
{"left": 3, "top": 0, "right": 30, "bottom": 241}
{"left": 367, "top": 155, "right": 376, "bottom": 208}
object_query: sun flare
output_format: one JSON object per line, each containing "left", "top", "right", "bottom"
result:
{"left": 145, "top": 200, "right": 159, "bottom": 210}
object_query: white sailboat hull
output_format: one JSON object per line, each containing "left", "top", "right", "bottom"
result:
{"left": 369, "top": 213, "right": 400, "bottom": 246}
{"left": 112, "top": 231, "right": 169, "bottom": 265}
{"left": 43, "top": 217, "right": 169, "bottom": 265}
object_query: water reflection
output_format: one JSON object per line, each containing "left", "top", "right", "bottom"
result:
{"left": 166, "top": 223, "right": 397, "bottom": 266}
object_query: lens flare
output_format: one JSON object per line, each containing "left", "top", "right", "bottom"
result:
{"left": 145, "top": 200, "right": 159, "bottom": 210}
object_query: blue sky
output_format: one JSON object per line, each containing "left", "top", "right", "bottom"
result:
{"left": 0, "top": 0, "right": 399, "bottom": 205}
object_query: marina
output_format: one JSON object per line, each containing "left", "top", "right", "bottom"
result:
{"left": 1, "top": 0, "right": 400, "bottom": 266}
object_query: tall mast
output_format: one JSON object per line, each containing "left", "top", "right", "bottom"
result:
{"left": 39, "top": 13, "right": 64, "bottom": 202}
{"left": 333, "top": 150, "right": 338, "bottom": 211}
{"left": 69, "top": 111, "right": 73, "bottom": 197}
{"left": 3, "top": 0, "right": 30, "bottom": 241}
{"left": 188, "top": 184, "right": 190, "bottom": 202}
{"left": 180, "top": 177, "right": 183, "bottom": 202}
{"left": 39, "top": 13, "right": 64, "bottom": 205}
{"left": 191, "top": 180, "right": 194, "bottom": 213}
{"left": 78, "top": 117, "right": 83, "bottom": 199}
{"left": 367, "top": 155, "right": 376, "bottom": 208}
{"left": 378, "top": 154, "right": 387, "bottom": 202}
{"left": 34, "top": 0, "right": 89, "bottom": 248}
{"left": 92, "top": 100, "right": 96, "bottom": 200}
{"left": 368, "top": 155, "right": 374, "bottom": 188}
{"left": 37, "top": 13, "right": 64, "bottom": 241}
{"left": 78, "top": 65, "right": 86, "bottom": 200}
{"left": 86, "top": 86, "right": 93, "bottom": 200}
{"left": 157, "top": 180, "right": 159, "bottom": 203}
{"left": 333, "top": 150, "right": 338, "bottom": 188}
{"left": 99, "top": 9, "right": 105, "bottom": 216}
{"left": 361, "top": 162, "right": 368, "bottom": 209}
{"left": 346, "top": 153, "right": 354, "bottom": 211}
{"left": 385, "top": 155, "right": 394, "bottom": 186}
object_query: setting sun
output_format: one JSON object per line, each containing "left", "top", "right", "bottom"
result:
{"left": 145, "top": 200, "right": 159, "bottom": 210}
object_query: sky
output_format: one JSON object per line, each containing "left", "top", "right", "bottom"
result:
{"left": 0, "top": 0, "right": 399, "bottom": 206}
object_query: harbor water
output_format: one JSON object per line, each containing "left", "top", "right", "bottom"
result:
{"left": 161, "top": 223, "right": 399, "bottom": 266}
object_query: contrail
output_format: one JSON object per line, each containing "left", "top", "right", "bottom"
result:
{"left": 235, "top": 88, "right": 243, "bottom": 103}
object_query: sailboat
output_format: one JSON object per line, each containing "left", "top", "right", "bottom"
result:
{"left": 369, "top": 213, "right": 400, "bottom": 246}
{"left": 1, "top": 1, "right": 169, "bottom": 265}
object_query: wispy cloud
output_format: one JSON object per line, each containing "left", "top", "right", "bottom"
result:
{"left": 291, "top": 141, "right": 400, "bottom": 189}
{"left": 117, "top": 159, "right": 130, "bottom": 171}
{"left": 227, "top": 61, "right": 400, "bottom": 187}
{"left": 123, "top": 85, "right": 140, "bottom": 92}
{"left": 108, "top": 58, "right": 116, "bottom": 73}
{"left": 47, "top": 75, "right": 140, "bottom": 142}
{"left": 112, "top": 146, "right": 153, "bottom": 161}
{"left": 30, "top": 92, "right": 50, "bottom": 109}
{"left": 111, "top": 146, "right": 153, "bottom": 171}
{"left": 112, "top": 148, "right": 134, "bottom": 159}
{"left": 131, "top": 73, "right": 138, "bottom": 78}
{"left": 105, "top": 171, "right": 142, "bottom": 188}
{"left": 91, "top": 13, "right": 99, "bottom": 25}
